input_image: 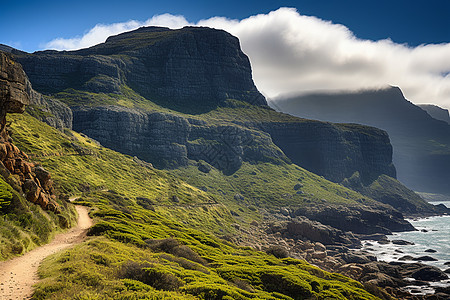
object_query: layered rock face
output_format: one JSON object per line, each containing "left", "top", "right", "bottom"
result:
{"left": 259, "top": 121, "right": 395, "bottom": 184}
{"left": 73, "top": 105, "right": 288, "bottom": 172}
{"left": 13, "top": 27, "right": 395, "bottom": 182}
{"left": 0, "top": 52, "right": 59, "bottom": 212}
{"left": 15, "top": 27, "right": 266, "bottom": 112}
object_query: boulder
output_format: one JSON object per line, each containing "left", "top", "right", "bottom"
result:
{"left": 34, "top": 166, "right": 52, "bottom": 191}
{"left": 23, "top": 179, "right": 41, "bottom": 203}
{"left": 314, "top": 242, "right": 326, "bottom": 252}
{"left": 411, "top": 266, "right": 448, "bottom": 281}
{"left": 413, "top": 256, "right": 438, "bottom": 262}
{"left": 424, "top": 249, "right": 437, "bottom": 253}
{"left": 391, "top": 239, "right": 415, "bottom": 245}
{"left": 312, "top": 251, "right": 327, "bottom": 260}
{"left": 340, "top": 252, "right": 377, "bottom": 264}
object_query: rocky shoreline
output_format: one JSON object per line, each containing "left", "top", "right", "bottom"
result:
{"left": 233, "top": 213, "right": 450, "bottom": 299}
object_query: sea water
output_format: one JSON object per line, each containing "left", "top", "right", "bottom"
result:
{"left": 362, "top": 201, "right": 450, "bottom": 292}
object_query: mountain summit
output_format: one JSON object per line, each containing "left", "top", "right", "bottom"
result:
{"left": 14, "top": 26, "right": 266, "bottom": 113}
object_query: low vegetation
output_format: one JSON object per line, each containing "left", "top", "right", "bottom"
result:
{"left": 6, "top": 113, "right": 383, "bottom": 299}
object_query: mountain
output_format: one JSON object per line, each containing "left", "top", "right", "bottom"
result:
{"left": 1, "top": 49, "right": 393, "bottom": 300}
{"left": 13, "top": 26, "right": 395, "bottom": 181}
{"left": 2, "top": 27, "right": 449, "bottom": 299}
{"left": 12, "top": 26, "right": 445, "bottom": 216}
{"left": 273, "top": 87, "right": 450, "bottom": 195}
{"left": 418, "top": 104, "right": 450, "bottom": 124}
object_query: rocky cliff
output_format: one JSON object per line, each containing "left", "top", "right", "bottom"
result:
{"left": 14, "top": 26, "right": 266, "bottom": 113}
{"left": 0, "top": 52, "right": 59, "bottom": 212}
{"left": 72, "top": 105, "right": 288, "bottom": 172}
{"left": 259, "top": 120, "right": 395, "bottom": 184}
{"left": 273, "top": 87, "right": 450, "bottom": 195}
{"left": 12, "top": 27, "right": 397, "bottom": 185}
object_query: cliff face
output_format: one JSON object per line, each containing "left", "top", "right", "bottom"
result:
{"left": 12, "top": 27, "right": 395, "bottom": 184}
{"left": 72, "top": 105, "right": 288, "bottom": 172}
{"left": 0, "top": 52, "right": 29, "bottom": 126}
{"left": 15, "top": 27, "right": 266, "bottom": 113}
{"left": 0, "top": 52, "right": 59, "bottom": 212}
{"left": 259, "top": 121, "right": 395, "bottom": 184}
{"left": 418, "top": 104, "right": 450, "bottom": 125}
{"left": 273, "top": 87, "right": 450, "bottom": 194}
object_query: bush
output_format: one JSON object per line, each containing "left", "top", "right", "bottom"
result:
{"left": 266, "top": 245, "right": 289, "bottom": 259}
{"left": 146, "top": 238, "right": 207, "bottom": 265}
{"left": 119, "top": 260, "right": 183, "bottom": 291}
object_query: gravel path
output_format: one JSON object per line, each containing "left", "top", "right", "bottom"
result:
{"left": 0, "top": 205, "right": 92, "bottom": 300}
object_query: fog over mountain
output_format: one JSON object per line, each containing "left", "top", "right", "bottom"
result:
{"left": 273, "top": 86, "right": 450, "bottom": 195}
{"left": 42, "top": 8, "right": 450, "bottom": 109}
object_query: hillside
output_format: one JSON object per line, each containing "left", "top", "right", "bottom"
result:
{"left": 273, "top": 87, "right": 450, "bottom": 195}
{"left": 5, "top": 111, "right": 390, "bottom": 300}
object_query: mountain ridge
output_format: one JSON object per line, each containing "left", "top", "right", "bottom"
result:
{"left": 273, "top": 86, "right": 450, "bottom": 195}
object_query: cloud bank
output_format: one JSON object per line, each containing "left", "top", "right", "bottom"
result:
{"left": 44, "top": 8, "right": 450, "bottom": 108}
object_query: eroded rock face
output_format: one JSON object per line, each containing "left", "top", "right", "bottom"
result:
{"left": 72, "top": 105, "right": 288, "bottom": 171}
{"left": 15, "top": 26, "right": 266, "bottom": 112}
{"left": 0, "top": 53, "right": 30, "bottom": 132}
{"left": 260, "top": 121, "right": 396, "bottom": 184}
{"left": 0, "top": 52, "right": 59, "bottom": 212}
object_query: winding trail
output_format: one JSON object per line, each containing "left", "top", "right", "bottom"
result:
{"left": 0, "top": 205, "right": 93, "bottom": 300}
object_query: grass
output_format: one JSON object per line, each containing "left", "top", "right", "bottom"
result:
{"left": 5, "top": 112, "right": 385, "bottom": 299}
{"left": 0, "top": 176, "right": 76, "bottom": 260}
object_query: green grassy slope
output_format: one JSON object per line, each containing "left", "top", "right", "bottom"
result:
{"left": 0, "top": 172, "right": 76, "bottom": 261}
{"left": 7, "top": 113, "right": 383, "bottom": 299}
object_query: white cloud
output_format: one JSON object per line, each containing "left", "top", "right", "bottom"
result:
{"left": 43, "top": 8, "right": 450, "bottom": 109}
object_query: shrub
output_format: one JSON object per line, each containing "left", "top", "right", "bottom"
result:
{"left": 143, "top": 267, "right": 183, "bottom": 291}
{"left": 146, "top": 238, "right": 207, "bottom": 265}
{"left": 266, "top": 245, "right": 289, "bottom": 259}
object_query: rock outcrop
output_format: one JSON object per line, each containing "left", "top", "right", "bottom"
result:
{"left": 26, "top": 80, "right": 72, "bottom": 129}
{"left": 0, "top": 52, "right": 59, "bottom": 212}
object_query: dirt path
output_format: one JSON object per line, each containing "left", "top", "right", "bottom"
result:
{"left": 0, "top": 205, "right": 93, "bottom": 300}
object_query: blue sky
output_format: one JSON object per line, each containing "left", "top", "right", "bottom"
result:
{"left": 1, "top": 0, "right": 450, "bottom": 108}
{"left": 1, "top": 0, "right": 449, "bottom": 52}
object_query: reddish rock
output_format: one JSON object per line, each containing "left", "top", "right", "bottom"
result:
{"left": 3, "top": 158, "right": 14, "bottom": 172}
{"left": 0, "top": 143, "right": 7, "bottom": 160}
{"left": 23, "top": 179, "right": 41, "bottom": 203}
{"left": 36, "top": 192, "right": 49, "bottom": 208}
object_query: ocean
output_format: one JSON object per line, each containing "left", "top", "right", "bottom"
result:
{"left": 362, "top": 201, "right": 450, "bottom": 293}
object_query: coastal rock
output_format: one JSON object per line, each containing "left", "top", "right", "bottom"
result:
{"left": 413, "top": 256, "right": 438, "bottom": 262}
{"left": 424, "top": 249, "right": 437, "bottom": 253}
{"left": 411, "top": 266, "right": 449, "bottom": 281}
{"left": 294, "top": 203, "right": 414, "bottom": 235}
{"left": 339, "top": 252, "right": 377, "bottom": 264}
{"left": 285, "top": 217, "right": 357, "bottom": 245}
{"left": 391, "top": 239, "right": 415, "bottom": 245}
